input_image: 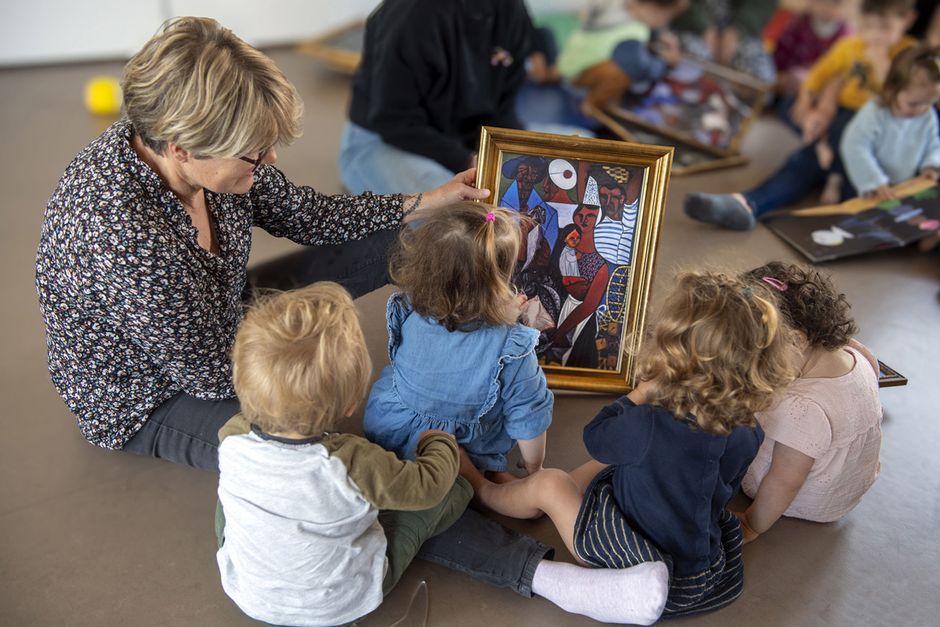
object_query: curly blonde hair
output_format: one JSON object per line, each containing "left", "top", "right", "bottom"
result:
{"left": 122, "top": 16, "right": 303, "bottom": 158}
{"left": 390, "top": 202, "right": 522, "bottom": 331}
{"left": 637, "top": 271, "right": 798, "bottom": 435}
{"left": 231, "top": 282, "right": 371, "bottom": 436}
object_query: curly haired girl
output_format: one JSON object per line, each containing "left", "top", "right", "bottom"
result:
{"left": 737, "top": 262, "right": 883, "bottom": 542}
{"left": 459, "top": 270, "right": 797, "bottom": 619}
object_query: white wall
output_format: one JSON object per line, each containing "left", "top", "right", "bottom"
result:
{"left": 0, "top": 0, "right": 582, "bottom": 67}
{"left": 0, "top": 0, "right": 377, "bottom": 66}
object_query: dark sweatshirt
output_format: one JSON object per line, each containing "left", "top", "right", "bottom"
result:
{"left": 348, "top": 0, "right": 535, "bottom": 172}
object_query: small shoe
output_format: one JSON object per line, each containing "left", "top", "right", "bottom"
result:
{"left": 684, "top": 192, "right": 756, "bottom": 231}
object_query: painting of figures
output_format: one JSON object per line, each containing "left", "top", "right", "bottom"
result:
{"left": 476, "top": 127, "right": 672, "bottom": 393}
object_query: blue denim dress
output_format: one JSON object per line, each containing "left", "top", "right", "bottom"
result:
{"left": 363, "top": 294, "right": 554, "bottom": 472}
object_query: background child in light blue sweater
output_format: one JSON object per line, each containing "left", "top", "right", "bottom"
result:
{"left": 840, "top": 44, "right": 940, "bottom": 200}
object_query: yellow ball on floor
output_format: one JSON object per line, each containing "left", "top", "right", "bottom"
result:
{"left": 84, "top": 76, "right": 122, "bottom": 116}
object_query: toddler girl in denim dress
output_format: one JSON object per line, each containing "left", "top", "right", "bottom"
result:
{"left": 364, "top": 202, "right": 553, "bottom": 479}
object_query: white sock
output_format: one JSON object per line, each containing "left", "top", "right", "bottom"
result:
{"left": 531, "top": 560, "right": 669, "bottom": 625}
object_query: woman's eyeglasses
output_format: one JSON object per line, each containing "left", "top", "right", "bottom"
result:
{"left": 239, "top": 147, "right": 270, "bottom": 168}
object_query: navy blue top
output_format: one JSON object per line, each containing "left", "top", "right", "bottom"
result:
{"left": 583, "top": 396, "right": 763, "bottom": 575}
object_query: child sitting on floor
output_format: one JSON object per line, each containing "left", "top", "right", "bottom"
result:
{"left": 736, "top": 262, "right": 883, "bottom": 542}
{"left": 773, "top": 0, "right": 852, "bottom": 99}
{"left": 364, "top": 203, "right": 553, "bottom": 482}
{"left": 840, "top": 44, "right": 940, "bottom": 201}
{"left": 215, "top": 282, "right": 469, "bottom": 627}
{"left": 685, "top": 0, "right": 918, "bottom": 230}
{"left": 459, "top": 270, "right": 797, "bottom": 618}
{"left": 557, "top": 0, "right": 688, "bottom": 109}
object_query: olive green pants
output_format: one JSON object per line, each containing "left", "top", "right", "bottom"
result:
{"left": 214, "top": 476, "right": 473, "bottom": 596}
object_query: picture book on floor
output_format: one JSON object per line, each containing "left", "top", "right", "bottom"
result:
{"left": 763, "top": 179, "right": 940, "bottom": 263}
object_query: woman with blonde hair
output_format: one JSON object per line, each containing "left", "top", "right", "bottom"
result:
{"left": 35, "top": 16, "right": 487, "bottom": 471}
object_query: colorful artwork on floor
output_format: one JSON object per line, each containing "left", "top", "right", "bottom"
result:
{"left": 764, "top": 181, "right": 940, "bottom": 263}
{"left": 610, "top": 58, "right": 767, "bottom": 152}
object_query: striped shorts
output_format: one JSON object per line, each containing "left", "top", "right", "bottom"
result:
{"left": 573, "top": 467, "right": 745, "bottom": 618}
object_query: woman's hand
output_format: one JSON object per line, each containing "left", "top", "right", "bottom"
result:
{"left": 402, "top": 168, "right": 491, "bottom": 222}
{"left": 920, "top": 166, "right": 939, "bottom": 182}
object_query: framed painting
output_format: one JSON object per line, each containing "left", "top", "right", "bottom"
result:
{"left": 297, "top": 20, "right": 366, "bottom": 75}
{"left": 877, "top": 361, "right": 908, "bottom": 388}
{"left": 586, "top": 102, "right": 748, "bottom": 176}
{"left": 475, "top": 126, "right": 673, "bottom": 393}
{"left": 604, "top": 57, "right": 768, "bottom": 153}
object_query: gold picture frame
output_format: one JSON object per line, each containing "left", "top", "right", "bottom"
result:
{"left": 475, "top": 126, "right": 673, "bottom": 393}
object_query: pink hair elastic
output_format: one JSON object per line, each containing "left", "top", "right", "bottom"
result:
{"left": 485, "top": 211, "right": 495, "bottom": 222}
{"left": 761, "top": 277, "right": 788, "bottom": 292}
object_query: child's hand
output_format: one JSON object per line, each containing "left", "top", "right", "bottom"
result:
{"left": 800, "top": 108, "right": 833, "bottom": 143}
{"left": 865, "top": 185, "right": 895, "bottom": 201}
{"left": 790, "top": 92, "right": 812, "bottom": 126}
{"left": 921, "top": 167, "right": 940, "bottom": 182}
{"left": 527, "top": 52, "right": 560, "bottom": 84}
{"left": 655, "top": 31, "right": 682, "bottom": 67}
{"left": 717, "top": 27, "right": 739, "bottom": 66}
{"left": 733, "top": 511, "right": 760, "bottom": 544}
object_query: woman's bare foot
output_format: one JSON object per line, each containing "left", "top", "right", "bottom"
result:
{"left": 820, "top": 173, "right": 843, "bottom": 205}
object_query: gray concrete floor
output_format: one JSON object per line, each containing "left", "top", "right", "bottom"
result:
{"left": 1, "top": 49, "right": 938, "bottom": 627}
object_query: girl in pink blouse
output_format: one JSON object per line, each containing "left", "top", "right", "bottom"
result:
{"left": 736, "top": 262, "right": 883, "bottom": 542}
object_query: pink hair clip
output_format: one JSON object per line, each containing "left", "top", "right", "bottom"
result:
{"left": 485, "top": 211, "right": 496, "bottom": 222}
{"left": 761, "top": 276, "right": 788, "bottom": 292}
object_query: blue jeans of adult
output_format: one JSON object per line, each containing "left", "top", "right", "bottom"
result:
{"left": 744, "top": 107, "right": 856, "bottom": 217}
{"left": 338, "top": 122, "right": 456, "bottom": 195}
{"left": 338, "top": 118, "right": 596, "bottom": 196}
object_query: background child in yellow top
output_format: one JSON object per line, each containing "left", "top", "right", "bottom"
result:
{"left": 684, "top": 0, "right": 917, "bottom": 230}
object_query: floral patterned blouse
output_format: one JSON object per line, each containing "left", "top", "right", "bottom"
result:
{"left": 36, "top": 119, "right": 403, "bottom": 449}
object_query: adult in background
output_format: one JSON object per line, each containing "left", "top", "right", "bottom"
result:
{"left": 338, "top": 0, "right": 541, "bottom": 194}
{"left": 35, "top": 17, "right": 486, "bottom": 471}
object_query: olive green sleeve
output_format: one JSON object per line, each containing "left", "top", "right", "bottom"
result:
{"left": 324, "top": 432, "right": 460, "bottom": 511}
{"left": 218, "top": 413, "right": 252, "bottom": 443}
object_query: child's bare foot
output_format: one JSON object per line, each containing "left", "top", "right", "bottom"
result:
{"left": 815, "top": 140, "right": 834, "bottom": 170}
{"left": 486, "top": 470, "right": 519, "bottom": 484}
{"left": 820, "top": 173, "right": 843, "bottom": 205}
